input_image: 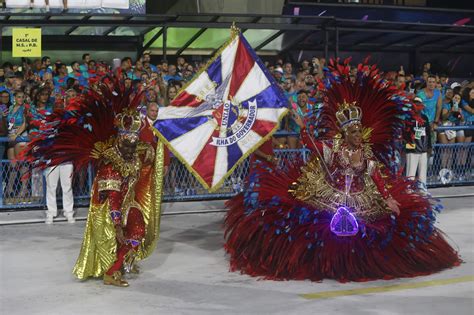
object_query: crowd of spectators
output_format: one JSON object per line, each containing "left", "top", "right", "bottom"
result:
{"left": 0, "top": 53, "right": 206, "bottom": 159}
{"left": 0, "top": 52, "right": 208, "bottom": 202}
{"left": 265, "top": 58, "right": 473, "bottom": 184}
{"left": 0, "top": 53, "right": 473, "bottom": 202}
{"left": 265, "top": 59, "right": 473, "bottom": 145}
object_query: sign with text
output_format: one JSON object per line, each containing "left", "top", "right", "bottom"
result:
{"left": 12, "top": 28, "right": 42, "bottom": 57}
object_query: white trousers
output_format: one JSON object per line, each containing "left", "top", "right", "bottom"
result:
{"left": 406, "top": 152, "right": 428, "bottom": 187}
{"left": 45, "top": 164, "right": 74, "bottom": 217}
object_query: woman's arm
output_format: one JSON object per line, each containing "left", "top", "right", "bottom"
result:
{"left": 434, "top": 93, "right": 443, "bottom": 124}
{"left": 16, "top": 120, "right": 26, "bottom": 136}
{"left": 370, "top": 163, "right": 400, "bottom": 215}
{"left": 370, "top": 166, "right": 390, "bottom": 199}
{"left": 441, "top": 108, "right": 449, "bottom": 121}
{"left": 462, "top": 103, "right": 474, "bottom": 114}
{"left": 9, "top": 121, "right": 27, "bottom": 141}
{"left": 253, "top": 149, "right": 277, "bottom": 164}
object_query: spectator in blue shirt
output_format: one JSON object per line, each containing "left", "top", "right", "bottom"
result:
{"left": 0, "top": 71, "right": 16, "bottom": 98}
{"left": 5, "top": 91, "right": 28, "bottom": 199}
{"left": 416, "top": 74, "right": 442, "bottom": 145}
{"left": 439, "top": 93, "right": 465, "bottom": 143}
{"left": 79, "top": 53, "right": 91, "bottom": 73}
{"left": 36, "top": 56, "right": 53, "bottom": 79}
{"left": 181, "top": 64, "right": 195, "bottom": 82}
{"left": 142, "top": 52, "right": 157, "bottom": 73}
{"left": 437, "top": 93, "right": 466, "bottom": 179}
{"left": 163, "top": 64, "right": 182, "bottom": 83}
{"left": 118, "top": 57, "right": 137, "bottom": 80}
{"left": 460, "top": 88, "right": 474, "bottom": 177}
{"left": 282, "top": 77, "right": 297, "bottom": 100}
{"left": 53, "top": 63, "right": 69, "bottom": 90}
{"left": 68, "top": 61, "right": 88, "bottom": 87}
{"left": 461, "top": 88, "right": 474, "bottom": 139}
{"left": 288, "top": 90, "right": 312, "bottom": 149}
{"left": 0, "top": 91, "right": 11, "bottom": 160}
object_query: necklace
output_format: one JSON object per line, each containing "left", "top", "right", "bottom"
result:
{"left": 343, "top": 145, "right": 363, "bottom": 168}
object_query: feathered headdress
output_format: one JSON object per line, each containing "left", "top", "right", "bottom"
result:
{"left": 310, "top": 57, "right": 414, "bottom": 169}
{"left": 22, "top": 75, "right": 144, "bottom": 174}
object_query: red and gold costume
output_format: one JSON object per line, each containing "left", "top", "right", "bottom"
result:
{"left": 73, "top": 138, "right": 164, "bottom": 283}
{"left": 23, "top": 78, "right": 165, "bottom": 286}
{"left": 224, "top": 59, "right": 461, "bottom": 282}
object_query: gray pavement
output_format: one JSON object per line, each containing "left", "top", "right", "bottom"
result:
{"left": 0, "top": 192, "right": 473, "bottom": 315}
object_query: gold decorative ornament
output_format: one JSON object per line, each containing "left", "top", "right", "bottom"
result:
{"left": 98, "top": 179, "right": 121, "bottom": 192}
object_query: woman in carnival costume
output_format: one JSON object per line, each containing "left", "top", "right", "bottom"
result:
{"left": 224, "top": 59, "right": 461, "bottom": 282}
{"left": 22, "top": 76, "right": 165, "bottom": 287}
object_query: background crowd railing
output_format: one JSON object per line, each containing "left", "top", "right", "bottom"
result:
{"left": 0, "top": 125, "right": 473, "bottom": 210}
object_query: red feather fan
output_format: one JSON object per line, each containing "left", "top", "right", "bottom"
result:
{"left": 21, "top": 75, "right": 144, "bottom": 175}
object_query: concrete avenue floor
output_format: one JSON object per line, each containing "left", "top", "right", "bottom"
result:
{"left": 0, "top": 194, "right": 473, "bottom": 315}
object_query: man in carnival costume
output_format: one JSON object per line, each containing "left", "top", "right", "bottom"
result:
{"left": 224, "top": 59, "right": 461, "bottom": 282}
{"left": 23, "top": 78, "right": 165, "bottom": 287}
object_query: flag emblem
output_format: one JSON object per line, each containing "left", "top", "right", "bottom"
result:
{"left": 153, "top": 29, "right": 289, "bottom": 191}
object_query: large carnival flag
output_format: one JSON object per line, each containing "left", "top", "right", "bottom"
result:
{"left": 153, "top": 28, "right": 289, "bottom": 191}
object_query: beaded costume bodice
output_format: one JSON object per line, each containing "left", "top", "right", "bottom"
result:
{"left": 292, "top": 141, "right": 391, "bottom": 221}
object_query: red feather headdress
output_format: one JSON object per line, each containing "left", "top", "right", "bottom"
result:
{"left": 311, "top": 57, "right": 414, "bottom": 168}
{"left": 22, "top": 75, "right": 144, "bottom": 174}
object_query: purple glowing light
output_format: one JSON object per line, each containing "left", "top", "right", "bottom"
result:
{"left": 330, "top": 206, "right": 359, "bottom": 237}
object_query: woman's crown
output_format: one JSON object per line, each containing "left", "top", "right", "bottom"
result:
{"left": 335, "top": 100, "right": 362, "bottom": 130}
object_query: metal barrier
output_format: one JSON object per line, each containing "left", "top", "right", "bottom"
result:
{"left": 0, "top": 159, "right": 93, "bottom": 209}
{"left": 428, "top": 142, "right": 473, "bottom": 185}
{"left": 161, "top": 148, "right": 307, "bottom": 201}
{"left": 0, "top": 126, "right": 472, "bottom": 210}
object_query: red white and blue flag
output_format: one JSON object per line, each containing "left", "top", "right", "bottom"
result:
{"left": 153, "top": 31, "right": 288, "bottom": 191}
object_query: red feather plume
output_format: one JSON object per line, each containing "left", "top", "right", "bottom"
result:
{"left": 21, "top": 75, "right": 144, "bottom": 175}
{"left": 314, "top": 59, "right": 413, "bottom": 162}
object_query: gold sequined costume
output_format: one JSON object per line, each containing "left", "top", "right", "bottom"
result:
{"left": 73, "top": 141, "right": 165, "bottom": 280}
{"left": 21, "top": 76, "right": 166, "bottom": 286}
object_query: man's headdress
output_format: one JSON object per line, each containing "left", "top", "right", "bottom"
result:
{"left": 22, "top": 75, "right": 144, "bottom": 173}
{"left": 116, "top": 108, "right": 142, "bottom": 143}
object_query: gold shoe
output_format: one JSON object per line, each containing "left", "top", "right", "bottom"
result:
{"left": 103, "top": 271, "right": 129, "bottom": 287}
